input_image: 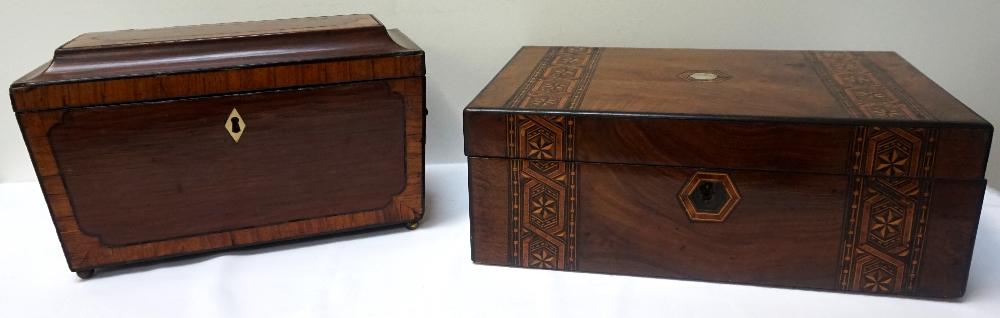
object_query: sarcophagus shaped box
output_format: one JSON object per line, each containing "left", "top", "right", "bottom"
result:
{"left": 465, "top": 47, "right": 991, "bottom": 298}
{"left": 10, "top": 14, "right": 426, "bottom": 277}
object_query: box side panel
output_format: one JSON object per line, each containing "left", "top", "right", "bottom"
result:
{"left": 51, "top": 81, "right": 406, "bottom": 246}
{"left": 467, "top": 154, "right": 983, "bottom": 297}
{"left": 468, "top": 157, "right": 511, "bottom": 266}
{"left": 22, "top": 77, "right": 424, "bottom": 271}
{"left": 914, "top": 179, "right": 986, "bottom": 298}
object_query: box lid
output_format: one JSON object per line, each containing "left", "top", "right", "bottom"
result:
{"left": 10, "top": 14, "right": 423, "bottom": 112}
{"left": 464, "top": 47, "right": 992, "bottom": 180}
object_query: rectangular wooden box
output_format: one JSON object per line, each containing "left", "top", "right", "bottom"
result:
{"left": 10, "top": 15, "right": 426, "bottom": 276}
{"left": 465, "top": 47, "right": 992, "bottom": 298}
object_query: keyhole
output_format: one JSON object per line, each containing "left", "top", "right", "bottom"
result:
{"left": 231, "top": 117, "right": 241, "bottom": 133}
{"left": 700, "top": 182, "right": 714, "bottom": 202}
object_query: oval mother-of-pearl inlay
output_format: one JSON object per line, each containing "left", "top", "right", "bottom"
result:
{"left": 689, "top": 72, "right": 719, "bottom": 81}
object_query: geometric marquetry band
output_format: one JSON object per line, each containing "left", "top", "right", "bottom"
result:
{"left": 503, "top": 47, "right": 603, "bottom": 270}
{"left": 840, "top": 175, "right": 934, "bottom": 294}
{"left": 807, "top": 51, "right": 941, "bottom": 295}
{"left": 504, "top": 47, "right": 603, "bottom": 110}
{"left": 804, "top": 51, "right": 934, "bottom": 120}
{"left": 840, "top": 127, "right": 938, "bottom": 294}
{"left": 506, "top": 115, "right": 579, "bottom": 270}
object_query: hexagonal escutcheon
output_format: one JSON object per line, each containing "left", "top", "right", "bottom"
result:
{"left": 678, "top": 171, "right": 741, "bottom": 222}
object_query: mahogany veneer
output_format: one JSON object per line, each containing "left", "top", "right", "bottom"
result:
{"left": 10, "top": 14, "right": 426, "bottom": 277}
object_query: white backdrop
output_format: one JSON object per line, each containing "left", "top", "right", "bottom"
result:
{"left": 1, "top": 3, "right": 999, "bottom": 316}
{"left": 1, "top": 0, "right": 999, "bottom": 183}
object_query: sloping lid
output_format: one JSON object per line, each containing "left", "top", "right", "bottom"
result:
{"left": 464, "top": 47, "right": 991, "bottom": 180}
{"left": 10, "top": 14, "right": 423, "bottom": 111}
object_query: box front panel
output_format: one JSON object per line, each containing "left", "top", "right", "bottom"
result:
{"left": 31, "top": 80, "right": 417, "bottom": 251}
{"left": 469, "top": 156, "right": 983, "bottom": 298}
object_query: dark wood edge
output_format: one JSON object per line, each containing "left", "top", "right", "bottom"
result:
{"left": 952, "top": 179, "right": 988, "bottom": 298}
{"left": 21, "top": 77, "right": 425, "bottom": 271}
{"left": 466, "top": 157, "right": 477, "bottom": 263}
{"left": 462, "top": 107, "right": 994, "bottom": 130}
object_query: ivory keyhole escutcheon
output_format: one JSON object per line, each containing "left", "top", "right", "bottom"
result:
{"left": 225, "top": 108, "right": 246, "bottom": 143}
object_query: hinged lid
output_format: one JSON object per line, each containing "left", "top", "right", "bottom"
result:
{"left": 464, "top": 47, "right": 992, "bottom": 180}
{"left": 10, "top": 14, "right": 423, "bottom": 112}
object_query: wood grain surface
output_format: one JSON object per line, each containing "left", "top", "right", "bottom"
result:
{"left": 12, "top": 15, "right": 426, "bottom": 272}
{"left": 465, "top": 47, "right": 991, "bottom": 298}
{"left": 49, "top": 82, "right": 407, "bottom": 246}
{"left": 466, "top": 47, "right": 989, "bottom": 124}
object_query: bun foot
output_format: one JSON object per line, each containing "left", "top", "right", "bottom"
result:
{"left": 76, "top": 269, "right": 96, "bottom": 279}
{"left": 404, "top": 222, "right": 419, "bottom": 230}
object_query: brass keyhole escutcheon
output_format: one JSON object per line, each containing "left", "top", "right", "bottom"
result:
{"left": 224, "top": 108, "right": 246, "bottom": 143}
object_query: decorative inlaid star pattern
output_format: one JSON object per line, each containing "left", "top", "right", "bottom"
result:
{"left": 862, "top": 269, "right": 894, "bottom": 293}
{"left": 530, "top": 249, "right": 556, "bottom": 269}
{"left": 531, "top": 193, "right": 557, "bottom": 220}
{"left": 871, "top": 211, "right": 903, "bottom": 239}
{"left": 875, "top": 149, "right": 909, "bottom": 176}
{"left": 527, "top": 135, "right": 555, "bottom": 159}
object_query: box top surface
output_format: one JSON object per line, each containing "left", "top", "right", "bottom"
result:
{"left": 10, "top": 14, "right": 424, "bottom": 112}
{"left": 466, "top": 47, "right": 987, "bottom": 126}
{"left": 11, "top": 14, "right": 421, "bottom": 87}
{"left": 464, "top": 47, "right": 991, "bottom": 180}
